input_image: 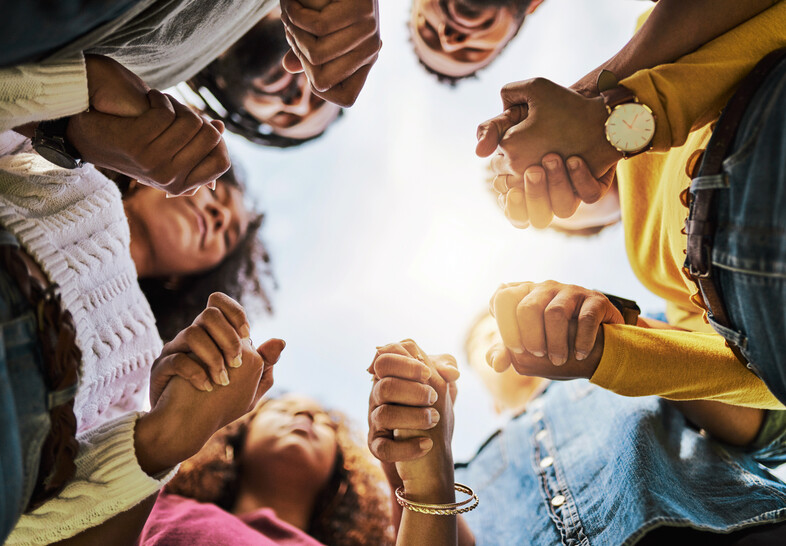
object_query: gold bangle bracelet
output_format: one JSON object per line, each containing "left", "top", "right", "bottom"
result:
{"left": 395, "top": 483, "right": 479, "bottom": 516}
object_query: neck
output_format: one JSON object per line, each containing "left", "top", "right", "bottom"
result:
{"left": 124, "top": 202, "right": 153, "bottom": 278}
{"left": 232, "top": 481, "right": 319, "bottom": 532}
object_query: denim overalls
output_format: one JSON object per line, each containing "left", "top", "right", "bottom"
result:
{"left": 456, "top": 381, "right": 786, "bottom": 546}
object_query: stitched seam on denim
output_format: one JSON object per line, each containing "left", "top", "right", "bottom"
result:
{"left": 533, "top": 424, "right": 569, "bottom": 546}
{"left": 711, "top": 259, "right": 786, "bottom": 279}
{"left": 622, "top": 511, "right": 786, "bottom": 546}
{"left": 533, "top": 416, "right": 590, "bottom": 546}
{"left": 722, "top": 64, "right": 786, "bottom": 171}
{"left": 714, "top": 444, "right": 786, "bottom": 504}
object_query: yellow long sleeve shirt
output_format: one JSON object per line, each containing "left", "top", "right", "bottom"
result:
{"left": 589, "top": 1, "right": 786, "bottom": 409}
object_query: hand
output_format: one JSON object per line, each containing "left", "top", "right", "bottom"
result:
{"left": 67, "top": 56, "right": 230, "bottom": 196}
{"left": 368, "top": 340, "right": 459, "bottom": 497}
{"left": 135, "top": 336, "right": 285, "bottom": 475}
{"left": 493, "top": 155, "right": 616, "bottom": 229}
{"left": 476, "top": 79, "right": 622, "bottom": 226}
{"left": 280, "top": 0, "right": 381, "bottom": 107}
{"left": 490, "top": 280, "right": 624, "bottom": 370}
{"left": 149, "top": 292, "right": 252, "bottom": 406}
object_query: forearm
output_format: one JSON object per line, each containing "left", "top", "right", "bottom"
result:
{"left": 574, "top": 0, "right": 777, "bottom": 96}
{"left": 593, "top": 324, "right": 785, "bottom": 409}
{"left": 667, "top": 399, "right": 765, "bottom": 446}
{"left": 396, "top": 473, "right": 458, "bottom": 546}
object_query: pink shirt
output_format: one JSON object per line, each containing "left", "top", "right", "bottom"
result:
{"left": 140, "top": 491, "right": 325, "bottom": 545}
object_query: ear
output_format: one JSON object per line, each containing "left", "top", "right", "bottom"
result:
{"left": 526, "top": 0, "right": 546, "bottom": 15}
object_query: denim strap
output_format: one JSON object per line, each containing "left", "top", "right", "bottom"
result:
{"left": 690, "top": 174, "right": 728, "bottom": 192}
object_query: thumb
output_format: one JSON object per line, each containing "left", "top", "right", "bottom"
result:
{"left": 431, "top": 354, "right": 460, "bottom": 382}
{"left": 257, "top": 338, "right": 286, "bottom": 365}
{"left": 282, "top": 50, "right": 304, "bottom": 74}
{"left": 475, "top": 104, "right": 528, "bottom": 157}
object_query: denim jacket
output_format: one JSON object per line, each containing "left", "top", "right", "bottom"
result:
{"left": 455, "top": 381, "right": 786, "bottom": 546}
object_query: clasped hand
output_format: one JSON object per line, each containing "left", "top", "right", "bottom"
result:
{"left": 476, "top": 78, "right": 621, "bottom": 229}
{"left": 67, "top": 55, "right": 230, "bottom": 196}
{"left": 280, "top": 0, "right": 381, "bottom": 107}
{"left": 367, "top": 340, "right": 459, "bottom": 494}
{"left": 488, "top": 281, "right": 624, "bottom": 379}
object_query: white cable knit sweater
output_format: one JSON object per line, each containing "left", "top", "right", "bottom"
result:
{"left": 0, "top": 0, "right": 277, "bottom": 132}
{"left": 0, "top": 133, "right": 174, "bottom": 544}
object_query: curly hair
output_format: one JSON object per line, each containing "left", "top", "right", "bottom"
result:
{"left": 166, "top": 399, "right": 394, "bottom": 545}
{"left": 103, "top": 164, "right": 274, "bottom": 341}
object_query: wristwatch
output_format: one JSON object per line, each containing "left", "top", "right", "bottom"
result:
{"left": 32, "top": 118, "right": 82, "bottom": 169}
{"left": 597, "top": 72, "right": 655, "bottom": 158}
{"left": 600, "top": 292, "right": 641, "bottom": 326}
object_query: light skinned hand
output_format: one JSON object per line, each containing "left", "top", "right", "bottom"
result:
{"left": 476, "top": 78, "right": 622, "bottom": 227}
{"left": 280, "top": 0, "right": 381, "bottom": 107}
{"left": 368, "top": 340, "right": 457, "bottom": 494}
{"left": 136, "top": 336, "right": 285, "bottom": 475}
{"left": 67, "top": 56, "right": 230, "bottom": 195}
{"left": 490, "top": 280, "right": 624, "bottom": 367}
{"left": 149, "top": 292, "right": 253, "bottom": 406}
{"left": 494, "top": 155, "right": 616, "bottom": 229}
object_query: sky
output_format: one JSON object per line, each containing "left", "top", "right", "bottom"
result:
{"left": 221, "top": 0, "right": 658, "bottom": 460}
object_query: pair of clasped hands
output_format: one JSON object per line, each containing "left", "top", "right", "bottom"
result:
{"left": 471, "top": 77, "right": 638, "bottom": 379}
{"left": 39, "top": 0, "right": 381, "bottom": 196}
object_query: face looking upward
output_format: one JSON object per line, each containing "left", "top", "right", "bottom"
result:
{"left": 125, "top": 180, "right": 251, "bottom": 279}
{"left": 243, "top": 66, "right": 341, "bottom": 140}
{"left": 241, "top": 396, "right": 340, "bottom": 489}
{"left": 410, "top": 0, "right": 542, "bottom": 80}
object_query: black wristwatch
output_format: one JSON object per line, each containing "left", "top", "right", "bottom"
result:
{"left": 600, "top": 292, "right": 641, "bottom": 325}
{"left": 32, "top": 118, "right": 82, "bottom": 169}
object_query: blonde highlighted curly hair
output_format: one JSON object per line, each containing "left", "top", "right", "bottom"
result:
{"left": 166, "top": 398, "right": 394, "bottom": 545}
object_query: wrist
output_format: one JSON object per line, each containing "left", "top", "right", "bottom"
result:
{"left": 588, "top": 96, "right": 624, "bottom": 172}
{"left": 401, "top": 467, "right": 455, "bottom": 503}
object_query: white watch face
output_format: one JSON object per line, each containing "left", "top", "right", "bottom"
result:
{"left": 605, "top": 102, "right": 655, "bottom": 153}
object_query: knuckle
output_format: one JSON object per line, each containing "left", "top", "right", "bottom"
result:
{"left": 544, "top": 304, "right": 568, "bottom": 322}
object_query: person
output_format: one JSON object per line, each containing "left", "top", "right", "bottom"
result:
{"left": 410, "top": 0, "right": 544, "bottom": 85}
{"left": 476, "top": 1, "right": 786, "bottom": 407}
{"left": 368, "top": 339, "right": 786, "bottom": 545}
{"left": 139, "top": 393, "right": 394, "bottom": 545}
{"left": 1, "top": 0, "right": 381, "bottom": 193}
{"left": 0, "top": 130, "right": 279, "bottom": 544}
{"left": 187, "top": 8, "right": 343, "bottom": 148}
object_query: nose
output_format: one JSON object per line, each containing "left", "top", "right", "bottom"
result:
{"left": 280, "top": 76, "right": 312, "bottom": 116}
{"left": 294, "top": 409, "right": 316, "bottom": 421}
{"left": 439, "top": 24, "right": 468, "bottom": 52}
{"left": 205, "top": 198, "right": 230, "bottom": 235}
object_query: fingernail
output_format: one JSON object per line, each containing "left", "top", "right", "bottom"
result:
{"left": 239, "top": 324, "right": 251, "bottom": 339}
{"left": 567, "top": 157, "right": 581, "bottom": 171}
{"left": 428, "top": 388, "right": 438, "bottom": 405}
{"left": 242, "top": 337, "right": 253, "bottom": 348}
{"left": 526, "top": 171, "right": 542, "bottom": 184}
{"left": 421, "top": 366, "right": 432, "bottom": 382}
{"left": 419, "top": 438, "right": 433, "bottom": 450}
{"left": 477, "top": 127, "right": 487, "bottom": 141}
{"left": 208, "top": 180, "right": 217, "bottom": 191}
{"left": 550, "top": 354, "right": 567, "bottom": 366}
{"left": 230, "top": 353, "right": 243, "bottom": 368}
{"left": 544, "top": 159, "right": 559, "bottom": 171}
{"left": 510, "top": 347, "right": 524, "bottom": 354}
{"left": 202, "top": 380, "right": 214, "bottom": 392}
{"left": 575, "top": 351, "right": 588, "bottom": 361}
{"left": 497, "top": 193, "right": 506, "bottom": 210}
{"left": 219, "top": 369, "right": 230, "bottom": 386}
{"left": 428, "top": 408, "right": 440, "bottom": 425}
{"left": 532, "top": 350, "right": 546, "bottom": 358}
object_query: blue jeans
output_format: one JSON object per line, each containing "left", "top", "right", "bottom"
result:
{"left": 0, "top": 260, "right": 50, "bottom": 543}
{"left": 710, "top": 55, "right": 786, "bottom": 405}
{"left": 455, "top": 381, "right": 786, "bottom": 546}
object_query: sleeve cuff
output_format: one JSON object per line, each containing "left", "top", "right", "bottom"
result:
{"left": 6, "top": 412, "right": 178, "bottom": 545}
{"left": 0, "top": 55, "right": 88, "bottom": 132}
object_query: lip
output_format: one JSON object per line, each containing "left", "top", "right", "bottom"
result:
{"left": 184, "top": 200, "right": 207, "bottom": 249}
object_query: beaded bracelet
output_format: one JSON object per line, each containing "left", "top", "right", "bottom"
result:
{"left": 395, "top": 483, "right": 479, "bottom": 515}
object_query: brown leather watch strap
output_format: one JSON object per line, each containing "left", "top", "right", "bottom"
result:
{"left": 600, "top": 85, "right": 637, "bottom": 113}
